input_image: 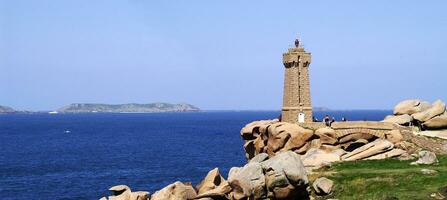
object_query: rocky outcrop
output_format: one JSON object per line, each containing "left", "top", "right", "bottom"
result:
{"left": 195, "top": 168, "right": 232, "bottom": 199}
{"left": 385, "top": 99, "right": 447, "bottom": 130}
{"left": 383, "top": 114, "right": 413, "bottom": 125}
{"left": 240, "top": 120, "right": 409, "bottom": 165}
{"left": 315, "top": 127, "right": 337, "bottom": 145}
{"left": 260, "top": 151, "right": 309, "bottom": 199}
{"left": 228, "top": 151, "right": 309, "bottom": 199}
{"left": 301, "top": 148, "right": 341, "bottom": 169}
{"left": 312, "top": 177, "right": 334, "bottom": 195}
{"left": 385, "top": 130, "right": 403, "bottom": 144}
{"left": 228, "top": 162, "right": 266, "bottom": 199}
{"left": 341, "top": 139, "right": 397, "bottom": 161}
{"left": 410, "top": 150, "right": 439, "bottom": 165}
{"left": 364, "top": 148, "right": 407, "bottom": 160}
{"left": 423, "top": 112, "right": 447, "bottom": 129}
{"left": 412, "top": 100, "right": 446, "bottom": 122}
{"left": 393, "top": 99, "right": 431, "bottom": 115}
{"left": 100, "top": 185, "right": 150, "bottom": 200}
{"left": 150, "top": 182, "right": 197, "bottom": 200}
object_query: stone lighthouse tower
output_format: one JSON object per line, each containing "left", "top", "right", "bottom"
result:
{"left": 281, "top": 39, "right": 313, "bottom": 123}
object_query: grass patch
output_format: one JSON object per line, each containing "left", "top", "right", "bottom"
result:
{"left": 312, "top": 155, "right": 447, "bottom": 200}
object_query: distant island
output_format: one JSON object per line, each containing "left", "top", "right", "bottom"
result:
{"left": 56, "top": 103, "right": 200, "bottom": 113}
{"left": 313, "top": 107, "right": 330, "bottom": 112}
{"left": 0, "top": 105, "right": 16, "bottom": 113}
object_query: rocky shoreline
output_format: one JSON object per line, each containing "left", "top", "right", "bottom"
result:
{"left": 100, "top": 99, "right": 447, "bottom": 200}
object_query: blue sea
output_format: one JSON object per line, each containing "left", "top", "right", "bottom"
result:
{"left": 0, "top": 110, "right": 391, "bottom": 199}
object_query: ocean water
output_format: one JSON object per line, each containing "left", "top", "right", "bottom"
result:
{"left": 0, "top": 110, "right": 391, "bottom": 200}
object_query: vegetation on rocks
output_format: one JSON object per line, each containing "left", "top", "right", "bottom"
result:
{"left": 310, "top": 155, "right": 447, "bottom": 200}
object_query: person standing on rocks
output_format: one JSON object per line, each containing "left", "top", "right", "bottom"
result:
{"left": 324, "top": 115, "right": 330, "bottom": 126}
{"left": 330, "top": 117, "right": 336, "bottom": 126}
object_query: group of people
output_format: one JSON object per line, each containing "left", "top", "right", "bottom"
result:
{"left": 313, "top": 115, "right": 347, "bottom": 126}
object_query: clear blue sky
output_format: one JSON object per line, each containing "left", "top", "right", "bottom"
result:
{"left": 1, "top": 1, "right": 446, "bottom": 111}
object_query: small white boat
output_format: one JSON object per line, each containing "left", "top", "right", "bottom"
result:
{"left": 64, "top": 130, "right": 71, "bottom": 133}
{"left": 48, "top": 111, "right": 58, "bottom": 114}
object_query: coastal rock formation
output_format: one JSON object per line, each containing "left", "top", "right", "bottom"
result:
{"left": 315, "top": 127, "right": 337, "bottom": 145}
{"left": 261, "top": 151, "right": 309, "bottom": 199}
{"left": 341, "top": 139, "right": 395, "bottom": 161}
{"left": 423, "top": 112, "right": 447, "bottom": 129}
{"left": 100, "top": 185, "right": 150, "bottom": 200}
{"left": 240, "top": 119, "right": 408, "bottom": 164}
{"left": 228, "top": 162, "right": 266, "bottom": 199}
{"left": 412, "top": 100, "right": 446, "bottom": 122}
{"left": 364, "top": 148, "right": 407, "bottom": 160}
{"left": 385, "top": 99, "right": 447, "bottom": 130}
{"left": 195, "top": 168, "right": 232, "bottom": 199}
{"left": 383, "top": 114, "right": 413, "bottom": 125}
{"left": 393, "top": 99, "right": 431, "bottom": 115}
{"left": 301, "top": 148, "right": 341, "bottom": 169}
{"left": 228, "top": 151, "right": 309, "bottom": 199}
{"left": 150, "top": 181, "right": 197, "bottom": 200}
{"left": 385, "top": 130, "right": 404, "bottom": 144}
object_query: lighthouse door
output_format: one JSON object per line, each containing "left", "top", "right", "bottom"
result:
{"left": 298, "top": 113, "right": 305, "bottom": 123}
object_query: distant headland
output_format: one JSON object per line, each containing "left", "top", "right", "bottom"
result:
{"left": 0, "top": 105, "right": 16, "bottom": 113}
{"left": 56, "top": 103, "right": 200, "bottom": 113}
{"left": 0, "top": 103, "right": 200, "bottom": 113}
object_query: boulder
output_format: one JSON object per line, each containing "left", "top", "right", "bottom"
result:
{"left": 364, "top": 148, "right": 406, "bottom": 160}
{"left": 300, "top": 148, "right": 340, "bottom": 168}
{"left": 249, "top": 153, "right": 269, "bottom": 163}
{"left": 309, "top": 139, "right": 322, "bottom": 149}
{"left": 342, "top": 139, "right": 394, "bottom": 161}
{"left": 107, "top": 185, "right": 132, "bottom": 200}
{"left": 312, "top": 177, "right": 334, "bottom": 195}
{"left": 412, "top": 100, "right": 446, "bottom": 122}
{"left": 260, "top": 151, "right": 309, "bottom": 199}
{"left": 228, "top": 162, "right": 266, "bottom": 199}
{"left": 253, "top": 137, "right": 266, "bottom": 154}
{"left": 394, "top": 99, "right": 431, "bottom": 115}
{"left": 385, "top": 130, "right": 403, "bottom": 144}
{"left": 293, "top": 142, "right": 311, "bottom": 154}
{"left": 240, "top": 119, "right": 278, "bottom": 140}
{"left": 243, "top": 140, "right": 256, "bottom": 159}
{"left": 103, "top": 185, "right": 150, "bottom": 200}
{"left": 414, "top": 130, "right": 447, "bottom": 140}
{"left": 423, "top": 112, "right": 447, "bottom": 129}
{"left": 332, "top": 149, "right": 348, "bottom": 157}
{"left": 195, "top": 168, "right": 231, "bottom": 199}
{"left": 421, "top": 169, "right": 437, "bottom": 175}
{"left": 151, "top": 181, "right": 197, "bottom": 200}
{"left": 331, "top": 121, "right": 395, "bottom": 130}
{"left": 320, "top": 144, "right": 341, "bottom": 152}
{"left": 383, "top": 114, "right": 413, "bottom": 125}
{"left": 282, "top": 126, "right": 314, "bottom": 151}
{"left": 267, "top": 131, "right": 290, "bottom": 153}
{"left": 410, "top": 151, "right": 438, "bottom": 165}
{"left": 338, "top": 133, "right": 375, "bottom": 144}
{"left": 131, "top": 192, "right": 150, "bottom": 200}
{"left": 315, "top": 127, "right": 337, "bottom": 145}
